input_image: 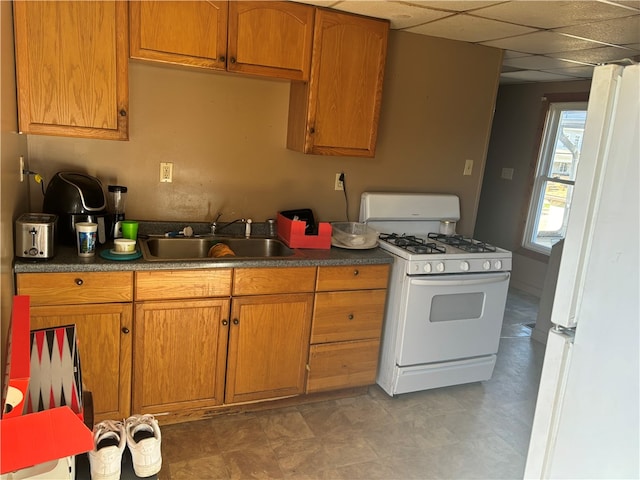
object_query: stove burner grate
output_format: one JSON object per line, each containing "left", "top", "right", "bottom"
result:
{"left": 427, "top": 233, "right": 497, "bottom": 253}
{"left": 379, "top": 233, "right": 446, "bottom": 254}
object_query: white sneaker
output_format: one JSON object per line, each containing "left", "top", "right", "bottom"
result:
{"left": 125, "top": 414, "right": 162, "bottom": 477}
{"left": 88, "top": 420, "right": 126, "bottom": 480}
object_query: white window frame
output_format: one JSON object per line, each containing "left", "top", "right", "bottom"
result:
{"left": 523, "top": 101, "right": 588, "bottom": 255}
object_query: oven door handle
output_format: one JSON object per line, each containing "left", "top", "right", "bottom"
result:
{"left": 409, "top": 272, "right": 510, "bottom": 287}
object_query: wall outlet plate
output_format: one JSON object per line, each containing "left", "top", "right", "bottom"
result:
{"left": 160, "top": 162, "right": 173, "bottom": 183}
{"left": 335, "top": 173, "right": 344, "bottom": 191}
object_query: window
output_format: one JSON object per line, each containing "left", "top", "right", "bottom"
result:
{"left": 523, "top": 100, "right": 588, "bottom": 255}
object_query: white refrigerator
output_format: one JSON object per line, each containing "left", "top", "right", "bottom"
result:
{"left": 524, "top": 63, "right": 639, "bottom": 478}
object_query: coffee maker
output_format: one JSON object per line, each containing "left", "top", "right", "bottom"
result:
{"left": 107, "top": 185, "right": 127, "bottom": 238}
{"left": 43, "top": 172, "right": 110, "bottom": 245}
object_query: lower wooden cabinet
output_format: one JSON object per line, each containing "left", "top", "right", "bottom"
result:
{"left": 307, "top": 265, "right": 389, "bottom": 392}
{"left": 132, "top": 299, "right": 230, "bottom": 415}
{"left": 307, "top": 339, "right": 380, "bottom": 393}
{"left": 17, "top": 264, "right": 388, "bottom": 422}
{"left": 29, "top": 303, "right": 133, "bottom": 423}
{"left": 226, "top": 293, "right": 313, "bottom": 403}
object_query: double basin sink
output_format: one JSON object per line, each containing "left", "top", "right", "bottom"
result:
{"left": 140, "top": 236, "right": 295, "bottom": 261}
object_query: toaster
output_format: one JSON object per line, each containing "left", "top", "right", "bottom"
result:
{"left": 15, "top": 213, "right": 57, "bottom": 259}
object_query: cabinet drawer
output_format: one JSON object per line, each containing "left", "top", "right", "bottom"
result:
{"left": 233, "top": 267, "right": 316, "bottom": 295}
{"left": 316, "top": 265, "right": 389, "bottom": 291}
{"left": 307, "top": 339, "right": 380, "bottom": 393}
{"left": 311, "top": 290, "right": 386, "bottom": 344}
{"left": 135, "top": 269, "right": 232, "bottom": 300}
{"left": 16, "top": 272, "right": 133, "bottom": 306}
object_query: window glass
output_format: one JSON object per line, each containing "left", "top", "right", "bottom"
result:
{"left": 524, "top": 102, "right": 587, "bottom": 254}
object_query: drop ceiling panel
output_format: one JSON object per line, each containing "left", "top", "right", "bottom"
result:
{"left": 395, "top": 1, "right": 504, "bottom": 12}
{"left": 556, "top": 15, "right": 640, "bottom": 45}
{"left": 549, "top": 45, "right": 640, "bottom": 63}
{"left": 406, "top": 14, "right": 536, "bottom": 42}
{"left": 482, "top": 31, "right": 604, "bottom": 54}
{"left": 471, "top": 1, "right": 634, "bottom": 28}
{"left": 331, "top": 1, "right": 453, "bottom": 28}
{"left": 503, "top": 55, "right": 584, "bottom": 70}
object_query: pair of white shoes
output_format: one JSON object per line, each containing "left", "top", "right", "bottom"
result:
{"left": 88, "top": 414, "right": 162, "bottom": 480}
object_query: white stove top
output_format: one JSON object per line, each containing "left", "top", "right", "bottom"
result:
{"left": 359, "top": 192, "right": 512, "bottom": 275}
{"left": 377, "top": 233, "right": 511, "bottom": 275}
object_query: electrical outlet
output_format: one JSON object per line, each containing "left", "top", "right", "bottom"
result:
{"left": 19, "top": 156, "right": 24, "bottom": 182}
{"left": 160, "top": 162, "right": 173, "bottom": 183}
{"left": 335, "top": 173, "right": 344, "bottom": 191}
{"left": 463, "top": 159, "right": 473, "bottom": 176}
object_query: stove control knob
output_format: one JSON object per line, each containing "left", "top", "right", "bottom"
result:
{"left": 494, "top": 260, "right": 503, "bottom": 270}
{"left": 423, "top": 263, "right": 432, "bottom": 273}
{"left": 483, "top": 260, "right": 491, "bottom": 270}
{"left": 460, "top": 261, "right": 470, "bottom": 271}
{"left": 436, "top": 262, "right": 445, "bottom": 273}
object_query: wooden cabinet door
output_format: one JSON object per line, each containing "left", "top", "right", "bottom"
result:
{"left": 226, "top": 294, "right": 313, "bottom": 404}
{"left": 13, "top": 1, "right": 128, "bottom": 140}
{"left": 287, "top": 9, "right": 389, "bottom": 157}
{"left": 228, "top": 1, "right": 314, "bottom": 80}
{"left": 132, "top": 299, "right": 230, "bottom": 414}
{"left": 29, "top": 304, "right": 133, "bottom": 423}
{"left": 129, "top": 1, "right": 228, "bottom": 70}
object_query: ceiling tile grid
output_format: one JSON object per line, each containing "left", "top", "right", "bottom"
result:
{"left": 293, "top": 0, "right": 640, "bottom": 83}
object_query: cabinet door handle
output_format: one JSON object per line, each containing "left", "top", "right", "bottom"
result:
{"left": 219, "top": 55, "right": 226, "bottom": 62}
{"left": 353, "top": 269, "right": 359, "bottom": 276}
{"left": 348, "top": 314, "right": 354, "bottom": 320}
{"left": 222, "top": 319, "right": 228, "bottom": 326}
{"left": 121, "top": 327, "right": 130, "bottom": 334}
{"left": 119, "top": 109, "right": 127, "bottom": 117}
{"left": 233, "top": 319, "right": 239, "bottom": 325}
{"left": 230, "top": 57, "right": 236, "bottom": 64}
{"left": 309, "top": 127, "right": 315, "bottom": 134}
{"left": 74, "top": 278, "right": 84, "bottom": 286}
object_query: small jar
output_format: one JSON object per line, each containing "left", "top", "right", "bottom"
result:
{"left": 439, "top": 220, "right": 456, "bottom": 236}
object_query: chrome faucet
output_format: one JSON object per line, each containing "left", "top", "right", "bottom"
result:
{"left": 210, "top": 215, "right": 246, "bottom": 235}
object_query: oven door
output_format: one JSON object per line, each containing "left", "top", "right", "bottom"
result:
{"left": 397, "top": 272, "right": 510, "bottom": 366}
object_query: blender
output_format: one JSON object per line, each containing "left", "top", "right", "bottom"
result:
{"left": 107, "top": 185, "right": 127, "bottom": 238}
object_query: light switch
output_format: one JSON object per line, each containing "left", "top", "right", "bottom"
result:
{"left": 501, "top": 168, "right": 514, "bottom": 180}
{"left": 463, "top": 159, "right": 473, "bottom": 176}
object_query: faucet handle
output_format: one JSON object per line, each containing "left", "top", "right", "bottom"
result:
{"left": 245, "top": 219, "right": 252, "bottom": 237}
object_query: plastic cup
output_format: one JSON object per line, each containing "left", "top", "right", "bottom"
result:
{"left": 121, "top": 221, "right": 139, "bottom": 240}
{"left": 76, "top": 222, "right": 98, "bottom": 257}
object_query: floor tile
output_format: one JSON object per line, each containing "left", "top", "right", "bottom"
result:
{"left": 159, "top": 288, "right": 543, "bottom": 480}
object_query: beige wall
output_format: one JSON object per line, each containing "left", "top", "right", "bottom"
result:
{"left": 25, "top": 31, "right": 502, "bottom": 237}
{"left": 474, "top": 79, "right": 591, "bottom": 295}
{"left": 1, "top": 1, "right": 28, "bottom": 371}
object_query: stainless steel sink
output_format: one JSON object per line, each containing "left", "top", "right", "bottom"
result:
{"left": 140, "top": 237, "right": 295, "bottom": 261}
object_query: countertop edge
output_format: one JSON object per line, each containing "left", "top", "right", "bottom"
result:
{"left": 14, "top": 246, "right": 394, "bottom": 273}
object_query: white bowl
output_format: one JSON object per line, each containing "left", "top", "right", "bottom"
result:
{"left": 114, "top": 238, "right": 136, "bottom": 253}
{"left": 331, "top": 222, "right": 378, "bottom": 248}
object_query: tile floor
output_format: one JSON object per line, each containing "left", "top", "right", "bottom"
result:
{"left": 158, "top": 289, "right": 545, "bottom": 479}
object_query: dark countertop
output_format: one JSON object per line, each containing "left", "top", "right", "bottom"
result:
{"left": 14, "top": 221, "right": 394, "bottom": 273}
{"left": 14, "top": 242, "right": 394, "bottom": 273}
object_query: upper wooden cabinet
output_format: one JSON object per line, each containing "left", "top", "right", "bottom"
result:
{"left": 129, "top": 1, "right": 228, "bottom": 70}
{"left": 13, "top": 1, "right": 129, "bottom": 140}
{"left": 287, "top": 10, "right": 389, "bottom": 157}
{"left": 227, "top": 1, "right": 314, "bottom": 80}
{"left": 130, "top": 1, "right": 314, "bottom": 81}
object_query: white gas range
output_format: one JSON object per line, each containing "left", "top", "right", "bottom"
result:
{"left": 360, "top": 192, "right": 512, "bottom": 396}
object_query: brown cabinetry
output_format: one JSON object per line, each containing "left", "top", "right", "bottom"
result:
{"left": 307, "top": 265, "right": 389, "bottom": 392}
{"left": 130, "top": 1, "right": 314, "bottom": 81}
{"left": 16, "top": 272, "right": 134, "bottom": 422}
{"left": 129, "top": 1, "right": 228, "bottom": 70}
{"left": 226, "top": 267, "right": 315, "bottom": 403}
{"left": 287, "top": 9, "right": 389, "bottom": 157}
{"left": 132, "top": 269, "right": 232, "bottom": 414}
{"left": 133, "top": 299, "right": 230, "bottom": 414}
{"left": 13, "top": 1, "right": 129, "bottom": 140}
